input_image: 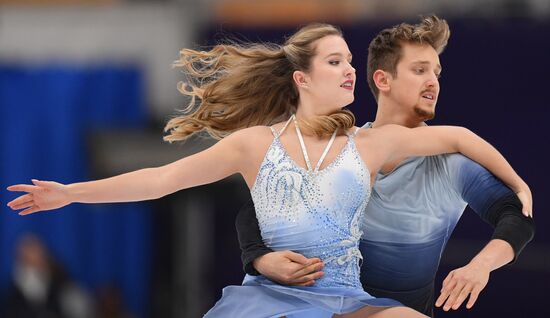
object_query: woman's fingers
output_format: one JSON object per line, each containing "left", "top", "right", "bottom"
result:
{"left": 11, "top": 201, "right": 35, "bottom": 211}
{"left": 516, "top": 190, "right": 533, "bottom": 217}
{"left": 19, "top": 205, "right": 41, "bottom": 215}
{"left": 31, "top": 179, "right": 53, "bottom": 188}
{"left": 7, "top": 184, "right": 39, "bottom": 193}
{"left": 7, "top": 194, "right": 33, "bottom": 209}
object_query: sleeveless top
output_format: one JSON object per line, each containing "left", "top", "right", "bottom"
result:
{"left": 250, "top": 115, "right": 371, "bottom": 288}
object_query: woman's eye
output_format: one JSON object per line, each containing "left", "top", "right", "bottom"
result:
{"left": 415, "top": 68, "right": 425, "bottom": 74}
{"left": 329, "top": 60, "right": 340, "bottom": 65}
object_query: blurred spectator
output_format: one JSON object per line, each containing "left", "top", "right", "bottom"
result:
{"left": 3, "top": 234, "right": 94, "bottom": 318}
{"left": 96, "top": 285, "right": 134, "bottom": 318}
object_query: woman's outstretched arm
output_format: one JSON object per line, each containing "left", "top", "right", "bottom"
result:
{"left": 371, "top": 125, "right": 532, "bottom": 216}
{"left": 7, "top": 130, "right": 248, "bottom": 215}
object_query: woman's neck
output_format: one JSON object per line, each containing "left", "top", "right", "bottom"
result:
{"left": 295, "top": 102, "right": 338, "bottom": 121}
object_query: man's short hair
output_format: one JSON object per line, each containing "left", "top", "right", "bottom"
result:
{"left": 367, "top": 15, "right": 450, "bottom": 101}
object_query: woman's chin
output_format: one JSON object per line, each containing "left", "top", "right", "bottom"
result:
{"left": 340, "top": 97, "right": 354, "bottom": 108}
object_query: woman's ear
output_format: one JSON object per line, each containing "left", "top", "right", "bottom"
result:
{"left": 293, "top": 70, "right": 309, "bottom": 89}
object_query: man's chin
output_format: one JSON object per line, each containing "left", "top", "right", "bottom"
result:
{"left": 414, "top": 106, "right": 435, "bottom": 121}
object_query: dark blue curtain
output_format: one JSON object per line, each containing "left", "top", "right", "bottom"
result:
{"left": 0, "top": 64, "right": 151, "bottom": 317}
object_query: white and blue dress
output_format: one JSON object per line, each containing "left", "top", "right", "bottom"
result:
{"left": 205, "top": 117, "right": 402, "bottom": 317}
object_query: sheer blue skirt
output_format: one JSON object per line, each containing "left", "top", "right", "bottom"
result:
{"left": 204, "top": 275, "right": 403, "bottom": 318}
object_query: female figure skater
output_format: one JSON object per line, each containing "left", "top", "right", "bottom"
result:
{"left": 7, "top": 24, "right": 531, "bottom": 318}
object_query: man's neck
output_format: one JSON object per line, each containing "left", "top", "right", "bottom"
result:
{"left": 371, "top": 100, "right": 426, "bottom": 128}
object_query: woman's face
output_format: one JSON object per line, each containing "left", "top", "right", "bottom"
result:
{"left": 299, "top": 35, "right": 356, "bottom": 114}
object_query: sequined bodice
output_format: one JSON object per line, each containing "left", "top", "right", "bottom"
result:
{"left": 250, "top": 119, "right": 371, "bottom": 288}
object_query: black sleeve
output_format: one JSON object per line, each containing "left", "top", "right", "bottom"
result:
{"left": 485, "top": 193, "right": 535, "bottom": 263}
{"left": 444, "top": 154, "right": 535, "bottom": 263}
{"left": 235, "top": 199, "right": 274, "bottom": 275}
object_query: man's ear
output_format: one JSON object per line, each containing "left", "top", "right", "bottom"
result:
{"left": 373, "top": 70, "right": 391, "bottom": 93}
{"left": 293, "top": 70, "right": 309, "bottom": 89}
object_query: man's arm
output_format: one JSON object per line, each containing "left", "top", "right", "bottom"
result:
{"left": 235, "top": 199, "right": 325, "bottom": 285}
{"left": 235, "top": 199, "right": 273, "bottom": 275}
{"left": 487, "top": 194, "right": 535, "bottom": 260}
{"left": 436, "top": 155, "right": 535, "bottom": 311}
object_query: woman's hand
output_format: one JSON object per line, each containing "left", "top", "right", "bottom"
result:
{"left": 515, "top": 187, "right": 533, "bottom": 218}
{"left": 7, "top": 179, "right": 71, "bottom": 215}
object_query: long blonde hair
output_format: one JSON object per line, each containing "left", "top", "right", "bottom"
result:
{"left": 164, "top": 23, "right": 355, "bottom": 142}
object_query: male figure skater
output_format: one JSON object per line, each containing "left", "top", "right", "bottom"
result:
{"left": 235, "top": 15, "right": 535, "bottom": 316}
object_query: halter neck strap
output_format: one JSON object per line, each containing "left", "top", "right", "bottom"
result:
{"left": 292, "top": 115, "right": 338, "bottom": 173}
{"left": 274, "top": 115, "right": 294, "bottom": 137}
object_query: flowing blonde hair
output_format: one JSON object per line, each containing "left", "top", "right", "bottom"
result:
{"left": 164, "top": 23, "right": 355, "bottom": 142}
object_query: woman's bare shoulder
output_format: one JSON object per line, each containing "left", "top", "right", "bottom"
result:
{"left": 231, "top": 125, "right": 275, "bottom": 139}
{"left": 223, "top": 125, "right": 275, "bottom": 151}
{"left": 225, "top": 126, "right": 272, "bottom": 138}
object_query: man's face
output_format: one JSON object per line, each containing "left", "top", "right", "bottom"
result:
{"left": 389, "top": 42, "right": 441, "bottom": 121}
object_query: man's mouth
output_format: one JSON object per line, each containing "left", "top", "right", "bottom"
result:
{"left": 421, "top": 92, "right": 436, "bottom": 100}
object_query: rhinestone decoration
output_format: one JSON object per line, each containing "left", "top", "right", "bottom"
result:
{"left": 251, "top": 133, "right": 371, "bottom": 288}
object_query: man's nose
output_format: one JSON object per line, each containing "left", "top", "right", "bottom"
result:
{"left": 426, "top": 76, "right": 439, "bottom": 88}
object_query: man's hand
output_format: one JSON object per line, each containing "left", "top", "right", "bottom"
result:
{"left": 435, "top": 261, "right": 490, "bottom": 311}
{"left": 253, "top": 251, "right": 324, "bottom": 286}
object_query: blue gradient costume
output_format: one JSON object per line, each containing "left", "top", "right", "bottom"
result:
{"left": 358, "top": 122, "right": 518, "bottom": 315}
{"left": 237, "top": 122, "right": 534, "bottom": 317}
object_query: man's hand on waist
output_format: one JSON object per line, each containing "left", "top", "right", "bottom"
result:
{"left": 253, "top": 250, "right": 325, "bottom": 286}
